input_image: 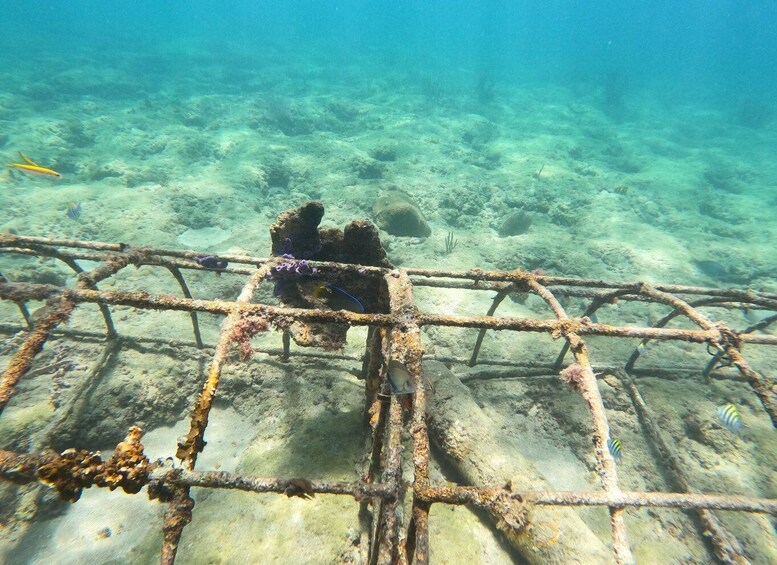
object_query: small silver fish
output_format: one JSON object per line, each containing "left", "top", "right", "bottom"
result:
{"left": 387, "top": 360, "right": 416, "bottom": 395}
{"left": 717, "top": 403, "right": 743, "bottom": 435}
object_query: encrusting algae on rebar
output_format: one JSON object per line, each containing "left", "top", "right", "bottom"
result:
{"left": 2, "top": 226, "right": 777, "bottom": 563}
{"left": 559, "top": 363, "right": 586, "bottom": 390}
{"left": 229, "top": 314, "right": 270, "bottom": 361}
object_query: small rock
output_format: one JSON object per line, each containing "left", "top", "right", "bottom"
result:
{"left": 373, "top": 191, "right": 431, "bottom": 238}
{"left": 498, "top": 210, "right": 532, "bottom": 237}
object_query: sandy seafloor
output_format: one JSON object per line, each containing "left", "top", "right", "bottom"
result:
{"left": 1, "top": 43, "right": 776, "bottom": 564}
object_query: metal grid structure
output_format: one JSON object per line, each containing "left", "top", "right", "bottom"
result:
{"left": 0, "top": 232, "right": 776, "bottom": 564}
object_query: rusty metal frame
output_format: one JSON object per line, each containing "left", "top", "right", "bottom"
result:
{"left": 1, "top": 233, "right": 776, "bottom": 564}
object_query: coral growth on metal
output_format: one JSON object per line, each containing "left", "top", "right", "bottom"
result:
{"left": 0, "top": 233, "right": 776, "bottom": 565}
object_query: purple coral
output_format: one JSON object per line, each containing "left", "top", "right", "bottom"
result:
{"left": 267, "top": 255, "right": 317, "bottom": 280}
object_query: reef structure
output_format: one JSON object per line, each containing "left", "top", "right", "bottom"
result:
{"left": 268, "top": 202, "right": 392, "bottom": 350}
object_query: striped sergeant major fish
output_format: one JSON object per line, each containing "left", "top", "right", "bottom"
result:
{"left": 717, "top": 403, "right": 744, "bottom": 435}
{"left": 66, "top": 201, "right": 81, "bottom": 220}
{"left": 607, "top": 437, "right": 623, "bottom": 464}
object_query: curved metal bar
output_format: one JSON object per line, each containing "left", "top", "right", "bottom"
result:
{"left": 702, "top": 312, "right": 777, "bottom": 378}
{"left": 553, "top": 288, "right": 637, "bottom": 369}
{"left": 625, "top": 298, "right": 745, "bottom": 374}
{"left": 468, "top": 286, "right": 512, "bottom": 366}
{"left": 637, "top": 285, "right": 777, "bottom": 429}
{"left": 0, "top": 271, "right": 32, "bottom": 329}
{"left": 165, "top": 265, "right": 203, "bottom": 349}
{"left": 525, "top": 277, "right": 635, "bottom": 565}
{"left": 4, "top": 245, "right": 116, "bottom": 337}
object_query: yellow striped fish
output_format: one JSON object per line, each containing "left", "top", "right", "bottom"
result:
{"left": 7, "top": 152, "right": 62, "bottom": 178}
{"left": 607, "top": 437, "right": 623, "bottom": 464}
{"left": 717, "top": 403, "right": 743, "bottom": 435}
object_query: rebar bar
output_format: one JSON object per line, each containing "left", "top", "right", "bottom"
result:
{"left": 373, "top": 396, "right": 405, "bottom": 565}
{"left": 7, "top": 281, "right": 777, "bottom": 348}
{"left": 616, "top": 369, "right": 751, "bottom": 564}
{"left": 1, "top": 234, "right": 776, "bottom": 565}
{"left": 0, "top": 251, "right": 132, "bottom": 413}
{"left": 526, "top": 277, "right": 635, "bottom": 564}
{"left": 3, "top": 447, "right": 775, "bottom": 515}
{"left": 165, "top": 265, "right": 204, "bottom": 348}
{"left": 384, "top": 270, "right": 430, "bottom": 564}
{"left": 162, "top": 262, "right": 276, "bottom": 563}
{"left": 468, "top": 286, "right": 511, "bottom": 366}
{"left": 5, "top": 232, "right": 777, "bottom": 300}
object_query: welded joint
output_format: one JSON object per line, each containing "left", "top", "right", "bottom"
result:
{"left": 550, "top": 318, "right": 581, "bottom": 340}
{"left": 713, "top": 322, "right": 744, "bottom": 352}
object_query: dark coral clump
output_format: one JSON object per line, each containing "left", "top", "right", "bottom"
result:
{"left": 270, "top": 202, "right": 325, "bottom": 258}
{"left": 268, "top": 202, "right": 392, "bottom": 350}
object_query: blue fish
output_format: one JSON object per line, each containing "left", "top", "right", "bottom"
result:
{"left": 193, "top": 255, "right": 228, "bottom": 270}
{"left": 607, "top": 437, "right": 622, "bottom": 464}
{"left": 717, "top": 403, "right": 743, "bottom": 435}
{"left": 66, "top": 201, "right": 81, "bottom": 220}
{"left": 312, "top": 282, "right": 366, "bottom": 313}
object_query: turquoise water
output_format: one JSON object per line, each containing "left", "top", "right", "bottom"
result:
{"left": 1, "top": 2, "right": 776, "bottom": 564}
{"left": 4, "top": 2, "right": 777, "bottom": 90}
{"left": 1, "top": 1, "right": 775, "bottom": 284}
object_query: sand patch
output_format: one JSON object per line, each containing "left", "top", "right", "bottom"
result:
{"left": 176, "top": 226, "right": 232, "bottom": 249}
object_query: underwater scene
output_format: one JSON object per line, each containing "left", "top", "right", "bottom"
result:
{"left": 1, "top": 1, "right": 776, "bottom": 563}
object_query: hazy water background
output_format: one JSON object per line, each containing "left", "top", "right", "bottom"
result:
{"left": 3, "top": 1, "right": 777, "bottom": 282}
{"left": 3, "top": 1, "right": 776, "bottom": 98}
{"left": 2, "top": 3, "right": 777, "bottom": 563}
